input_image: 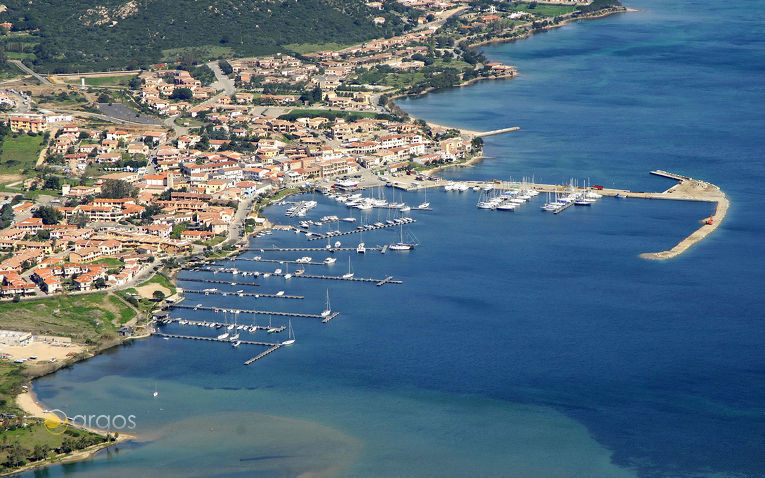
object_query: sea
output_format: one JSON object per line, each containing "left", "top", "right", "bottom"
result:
{"left": 23, "top": 0, "right": 765, "bottom": 476}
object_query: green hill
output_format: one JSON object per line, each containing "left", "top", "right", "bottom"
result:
{"left": 1, "top": 0, "right": 413, "bottom": 72}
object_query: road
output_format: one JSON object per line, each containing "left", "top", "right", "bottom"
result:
{"left": 9, "top": 60, "right": 51, "bottom": 86}
{"left": 223, "top": 196, "right": 256, "bottom": 248}
{"left": 207, "top": 61, "right": 236, "bottom": 96}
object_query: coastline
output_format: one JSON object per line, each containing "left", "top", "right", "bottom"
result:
{"left": 6, "top": 386, "right": 133, "bottom": 478}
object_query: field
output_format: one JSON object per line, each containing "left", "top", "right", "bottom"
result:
{"left": 512, "top": 2, "right": 576, "bottom": 17}
{"left": 63, "top": 75, "right": 138, "bottom": 87}
{"left": 161, "top": 45, "right": 236, "bottom": 63}
{"left": 283, "top": 42, "right": 354, "bottom": 54}
{"left": 0, "top": 134, "right": 45, "bottom": 176}
{"left": 0, "top": 422, "right": 106, "bottom": 472}
{"left": 0, "top": 294, "right": 136, "bottom": 344}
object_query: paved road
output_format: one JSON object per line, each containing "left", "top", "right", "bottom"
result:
{"left": 223, "top": 197, "right": 256, "bottom": 248}
{"left": 207, "top": 61, "right": 235, "bottom": 96}
{"left": 9, "top": 60, "right": 51, "bottom": 86}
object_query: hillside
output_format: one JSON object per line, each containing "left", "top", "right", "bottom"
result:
{"left": 1, "top": 0, "right": 413, "bottom": 72}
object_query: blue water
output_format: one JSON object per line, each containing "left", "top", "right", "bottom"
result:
{"left": 23, "top": 1, "right": 765, "bottom": 476}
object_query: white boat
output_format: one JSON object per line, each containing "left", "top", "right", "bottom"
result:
{"left": 342, "top": 217, "right": 357, "bottom": 222}
{"left": 232, "top": 340, "right": 240, "bottom": 347}
{"left": 357, "top": 242, "right": 366, "bottom": 254}
{"left": 472, "top": 186, "right": 481, "bottom": 191}
{"left": 227, "top": 324, "right": 235, "bottom": 331}
{"left": 401, "top": 206, "right": 411, "bottom": 212}
{"left": 321, "top": 290, "right": 332, "bottom": 317}
{"left": 153, "top": 384, "right": 158, "bottom": 398}
{"left": 276, "top": 290, "right": 285, "bottom": 296}
{"left": 274, "top": 268, "right": 282, "bottom": 274}
{"left": 342, "top": 257, "right": 354, "bottom": 279}
{"left": 324, "top": 257, "right": 336, "bottom": 264}
{"left": 496, "top": 202, "right": 517, "bottom": 211}
{"left": 284, "top": 273, "right": 293, "bottom": 279}
{"left": 282, "top": 320, "right": 295, "bottom": 345}
{"left": 334, "top": 241, "right": 342, "bottom": 248}
{"left": 390, "top": 224, "right": 415, "bottom": 251}
{"left": 230, "top": 333, "right": 240, "bottom": 341}
{"left": 217, "top": 332, "right": 230, "bottom": 340}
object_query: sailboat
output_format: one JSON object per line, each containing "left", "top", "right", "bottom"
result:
{"left": 390, "top": 223, "right": 416, "bottom": 251}
{"left": 282, "top": 320, "right": 295, "bottom": 345}
{"left": 418, "top": 188, "right": 430, "bottom": 209}
{"left": 267, "top": 316, "right": 278, "bottom": 334}
{"left": 342, "top": 257, "right": 354, "bottom": 278}
{"left": 153, "top": 383, "right": 158, "bottom": 398}
{"left": 321, "top": 290, "right": 332, "bottom": 317}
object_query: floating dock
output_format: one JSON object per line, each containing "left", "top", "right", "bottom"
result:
{"left": 244, "top": 345, "right": 283, "bottom": 365}
{"left": 243, "top": 247, "right": 383, "bottom": 252}
{"left": 158, "top": 318, "right": 287, "bottom": 333}
{"left": 175, "top": 277, "right": 260, "bottom": 287}
{"left": 171, "top": 304, "right": 339, "bottom": 321}
{"left": 236, "top": 258, "right": 332, "bottom": 266}
{"left": 154, "top": 332, "right": 279, "bottom": 347}
{"left": 184, "top": 269, "right": 401, "bottom": 285}
{"left": 308, "top": 220, "right": 416, "bottom": 241}
{"left": 182, "top": 289, "right": 303, "bottom": 299}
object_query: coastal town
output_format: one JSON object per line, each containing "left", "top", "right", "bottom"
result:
{"left": 0, "top": 0, "right": 639, "bottom": 473}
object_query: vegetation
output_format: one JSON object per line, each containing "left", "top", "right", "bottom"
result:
{"left": 0, "top": 421, "right": 108, "bottom": 472}
{"left": 278, "top": 109, "right": 398, "bottom": 123}
{"left": 0, "top": 132, "right": 44, "bottom": 177}
{"left": 0, "top": 293, "right": 133, "bottom": 344}
{"left": 3, "top": 0, "right": 414, "bottom": 72}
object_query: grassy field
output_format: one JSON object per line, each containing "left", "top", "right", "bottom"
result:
{"left": 0, "top": 423, "right": 106, "bottom": 472}
{"left": 139, "top": 273, "right": 177, "bottom": 297}
{"left": 0, "top": 363, "right": 26, "bottom": 413}
{"left": 0, "top": 293, "right": 134, "bottom": 344}
{"left": 161, "top": 45, "right": 235, "bottom": 63}
{"left": 90, "top": 257, "right": 124, "bottom": 268}
{"left": 512, "top": 2, "right": 576, "bottom": 17}
{"left": 63, "top": 75, "right": 137, "bottom": 87}
{"left": 0, "top": 134, "right": 45, "bottom": 175}
{"left": 283, "top": 42, "right": 353, "bottom": 54}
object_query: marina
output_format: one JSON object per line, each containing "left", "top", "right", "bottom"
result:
{"left": 307, "top": 218, "right": 416, "bottom": 241}
{"left": 181, "top": 269, "right": 402, "bottom": 285}
{"left": 170, "top": 303, "right": 341, "bottom": 321}
{"left": 181, "top": 289, "right": 304, "bottom": 299}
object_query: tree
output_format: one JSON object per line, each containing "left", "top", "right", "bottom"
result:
{"left": 99, "top": 179, "right": 135, "bottom": 199}
{"left": 44, "top": 176, "right": 61, "bottom": 190}
{"left": 94, "top": 277, "right": 107, "bottom": 289}
{"left": 32, "top": 205, "right": 62, "bottom": 225}
{"left": 152, "top": 290, "right": 166, "bottom": 302}
{"left": 169, "top": 88, "right": 193, "bottom": 100}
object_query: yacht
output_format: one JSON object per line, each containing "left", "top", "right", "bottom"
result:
{"left": 282, "top": 320, "right": 295, "bottom": 345}
{"left": 342, "top": 217, "right": 357, "bottom": 222}
{"left": 217, "top": 332, "right": 230, "bottom": 340}
{"left": 324, "top": 257, "right": 337, "bottom": 264}
{"left": 342, "top": 257, "right": 354, "bottom": 279}
{"left": 357, "top": 242, "right": 366, "bottom": 254}
{"left": 321, "top": 290, "right": 332, "bottom": 317}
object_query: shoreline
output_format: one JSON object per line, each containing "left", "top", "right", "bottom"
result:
{"left": 7, "top": 386, "right": 133, "bottom": 478}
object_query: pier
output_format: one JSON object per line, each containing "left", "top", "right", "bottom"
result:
{"left": 236, "top": 258, "right": 332, "bottom": 266}
{"left": 155, "top": 332, "right": 285, "bottom": 365}
{"left": 171, "top": 303, "right": 339, "bottom": 320}
{"left": 183, "top": 269, "right": 402, "bottom": 285}
{"left": 154, "top": 332, "right": 279, "bottom": 347}
{"left": 243, "top": 246, "right": 383, "bottom": 252}
{"left": 308, "top": 219, "right": 416, "bottom": 241}
{"left": 175, "top": 277, "right": 260, "bottom": 287}
{"left": 475, "top": 126, "right": 520, "bottom": 138}
{"left": 244, "top": 345, "right": 283, "bottom": 365}
{"left": 158, "top": 317, "right": 287, "bottom": 333}
{"left": 182, "top": 289, "right": 303, "bottom": 299}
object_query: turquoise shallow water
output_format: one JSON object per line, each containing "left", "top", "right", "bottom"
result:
{"left": 23, "top": 1, "right": 765, "bottom": 476}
